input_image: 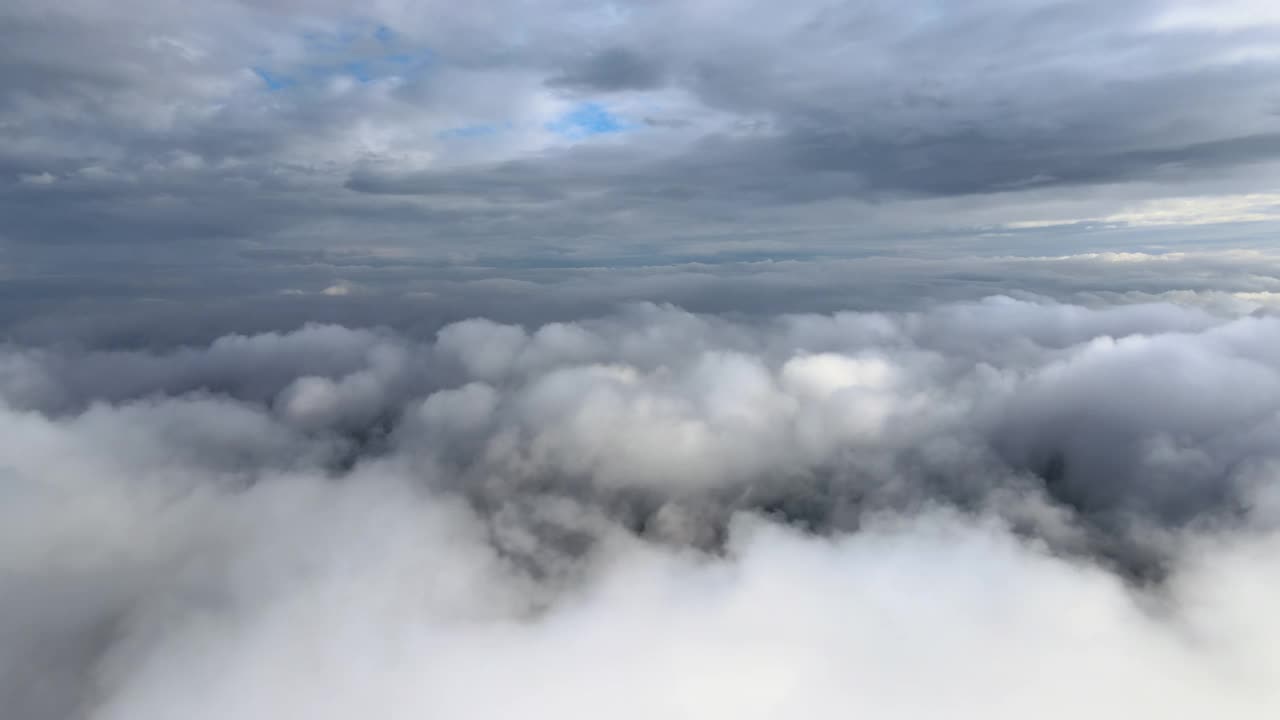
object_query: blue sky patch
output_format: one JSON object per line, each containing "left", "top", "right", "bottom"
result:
{"left": 251, "top": 24, "right": 430, "bottom": 92}
{"left": 338, "top": 60, "right": 373, "bottom": 83}
{"left": 251, "top": 67, "right": 295, "bottom": 91}
{"left": 546, "top": 103, "right": 633, "bottom": 139}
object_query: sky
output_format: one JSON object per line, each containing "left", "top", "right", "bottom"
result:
{"left": 3, "top": 0, "right": 1280, "bottom": 343}
{"left": 3, "top": 2, "right": 1280, "bottom": 718}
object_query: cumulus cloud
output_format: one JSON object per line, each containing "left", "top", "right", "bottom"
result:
{"left": 3, "top": 294, "right": 1280, "bottom": 718}
{"left": 6, "top": 2, "right": 1280, "bottom": 716}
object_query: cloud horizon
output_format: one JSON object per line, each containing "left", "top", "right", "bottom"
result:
{"left": 4, "top": 2, "right": 1280, "bottom": 717}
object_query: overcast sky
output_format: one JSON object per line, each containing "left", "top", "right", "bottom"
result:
{"left": 4, "top": 0, "right": 1280, "bottom": 343}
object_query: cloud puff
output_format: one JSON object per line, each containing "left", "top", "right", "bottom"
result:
{"left": 3, "top": 294, "right": 1280, "bottom": 717}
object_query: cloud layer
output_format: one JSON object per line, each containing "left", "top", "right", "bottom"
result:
{"left": 4, "top": 0, "right": 1280, "bottom": 298}
{"left": 4, "top": 294, "right": 1280, "bottom": 718}
{"left": 5, "top": 2, "right": 1280, "bottom": 716}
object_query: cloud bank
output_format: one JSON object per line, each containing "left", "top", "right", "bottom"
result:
{"left": 5, "top": 0, "right": 1280, "bottom": 309}
{"left": 4, "top": 294, "right": 1280, "bottom": 718}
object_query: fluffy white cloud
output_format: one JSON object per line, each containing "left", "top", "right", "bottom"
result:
{"left": 3, "top": 294, "right": 1280, "bottom": 718}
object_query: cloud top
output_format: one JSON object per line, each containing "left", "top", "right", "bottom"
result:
{"left": 4, "top": 295, "right": 1280, "bottom": 718}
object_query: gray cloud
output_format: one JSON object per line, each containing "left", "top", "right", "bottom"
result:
{"left": 5, "top": 245, "right": 1280, "bottom": 348}
{"left": 4, "top": 0, "right": 1280, "bottom": 274}
{"left": 548, "top": 47, "right": 666, "bottom": 92}
{"left": 2, "top": 294, "right": 1277, "bottom": 545}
